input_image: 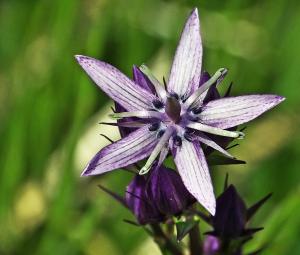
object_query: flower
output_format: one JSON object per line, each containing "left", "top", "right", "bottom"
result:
{"left": 203, "top": 235, "right": 220, "bottom": 255}
{"left": 208, "top": 184, "right": 272, "bottom": 239}
{"left": 75, "top": 8, "right": 284, "bottom": 215}
{"left": 145, "top": 163, "right": 195, "bottom": 216}
{"left": 100, "top": 163, "right": 195, "bottom": 225}
{"left": 125, "top": 174, "right": 163, "bottom": 225}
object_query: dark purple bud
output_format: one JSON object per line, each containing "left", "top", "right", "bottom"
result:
{"left": 213, "top": 185, "right": 247, "bottom": 238}
{"left": 146, "top": 165, "right": 195, "bottom": 215}
{"left": 165, "top": 96, "right": 181, "bottom": 123}
{"left": 203, "top": 235, "right": 220, "bottom": 255}
{"left": 126, "top": 175, "right": 163, "bottom": 225}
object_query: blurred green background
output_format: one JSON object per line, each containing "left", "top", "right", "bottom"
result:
{"left": 1, "top": 0, "right": 300, "bottom": 254}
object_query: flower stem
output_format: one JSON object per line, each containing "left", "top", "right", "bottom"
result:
{"left": 189, "top": 224, "right": 202, "bottom": 255}
{"left": 150, "top": 224, "right": 183, "bottom": 255}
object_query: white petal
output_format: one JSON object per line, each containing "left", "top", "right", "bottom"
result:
{"left": 199, "top": 95, "right": 285, "bottom": 129}
{"left": 76, "top": 55, "right": 156, "bottom": 111}
{"left": 82, "top": 126, "right": 157, "bottom": 176}
{"left": 167, "top": 8, "right": 202, "bottom": 97}
{"left": 172, "top": 140, "right": 216, "bottom": 215}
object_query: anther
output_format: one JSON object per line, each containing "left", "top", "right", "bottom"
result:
{"left": 169, "top": 92, "right": 179, "bottom": 100}
{"left": 173, "top": 135, "right": 182, "bottom": 146}
{"left": 152, "top": 99, "right": 164, "bottom": 109}
{"left": 184, "top": 130, "right": 194, "bottom": 142}
{"left": 192, "top": 107, "right": 202, "bottom": 114}
{"left": 157, "top": 129, "right": 165, "bottom": 138}
{"left": 148, "top": 122, "right": 160, "bottom": 131}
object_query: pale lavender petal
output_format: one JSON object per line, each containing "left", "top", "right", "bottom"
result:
{"left": 199, "top": 95, "right": 285, "bottom": 129}
{"left": 132, "top": 65, "right": 156, "bottom": 94}
{"left": 172, "top": 140, "right": 216, "bottom": 215}
{"left": 75, "top": 55, "right": 156, "bottom": 111}
{"left": 167, "top": 8, "right": 202, "bottom": 97}
{"left": 82, "top": 126, "right": 158, "bottom": 176}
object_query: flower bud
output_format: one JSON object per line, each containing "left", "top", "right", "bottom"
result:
{"left": 126, "top": 175, "right": 163, "bottom": 225}
{"left": 146, "top": 165, "right": 196, "bottom": 216}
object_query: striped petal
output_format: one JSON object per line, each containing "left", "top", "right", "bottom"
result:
{"left": 199, "top": 95, "right": 285, "bottom": 129}
{"left": 167, "top": 8, "right": 202, "bottom": 97}
{"left": 172, "top": 140, "right": 216, "bottom": 215}
{"left": 76, "top": 55, "right": 156, "bottom": 111}
{"left": 132, "top": 65, "right": 156, "bottom": 94}
{"left": 82, "top": 126, "right": 158, "bottom": 176}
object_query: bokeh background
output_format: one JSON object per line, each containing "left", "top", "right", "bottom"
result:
{"left": 1, "top": 0, "right": 300, "bottom": 254}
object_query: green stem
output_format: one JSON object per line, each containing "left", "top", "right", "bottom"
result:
{"left": 150, "top": 224, "right": 183, "bottom": 255}
{"left": 189, "top": 224, "right": 202, "bottom": 255}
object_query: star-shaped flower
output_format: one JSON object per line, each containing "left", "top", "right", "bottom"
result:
{"left": 75, "top": 8, "right": 284, "bottom": 215}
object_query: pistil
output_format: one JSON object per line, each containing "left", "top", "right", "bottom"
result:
{"left": 139, "top": 127, "right": 174, "bottom": 175}
{"left": 165, "top": 96, "right": 181, "bottom": 123}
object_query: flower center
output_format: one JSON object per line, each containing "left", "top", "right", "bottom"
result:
{"left": 165, "top": 96, "right": 181, "bottom": 124}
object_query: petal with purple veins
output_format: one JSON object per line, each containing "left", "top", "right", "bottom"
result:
{"left": 199, "top": 95, "right": 285, "bottom": 129}
{"left": 75, "top": 55, "right": 156, "bottom": 111}
{"left": 82, "top": 126, "right": 158, "bottom": 176}
{"left": 172, "top": 140, "right": 216, "bottom": 215}
{"left": 132, "top": 65, "right": 156, "bottom": 94}
{"left": 168, "top": 8, "right": 202, "bottom": 97}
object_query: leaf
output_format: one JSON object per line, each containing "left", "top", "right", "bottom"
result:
{"left": 176, "top": 219, "right": 198, "bottom": 241}
{"left": 207, "top": 155, "right": 246, "bottom": 166}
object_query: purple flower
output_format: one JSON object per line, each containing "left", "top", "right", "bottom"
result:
{"left": 101, "top": 163, "right": 195, "bottom": 225}
{"left": 203, "top": 235, "right": 220, "bottom": 255}
{"left": 126, "top": 174, "right": 164, "bottom": 225}
{"left": 208, "top": 184, "right": 271, "bottom": 239}
{"left": 146, "top": 164, "right": 195, "bottom": 216}
{"left": 75, "top": 8, "right": 284, "bottom": 215}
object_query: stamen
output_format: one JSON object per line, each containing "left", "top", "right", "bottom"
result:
{"left": 109, "top": 111, "right": 163, "bottom": 120}
{"left": 158, "top": 145, "right": 169, "bottom": 166}
{"left": 196, "top": 133, "right": 235, "bottom": 159}
{"left": 187, "top": 122, "right": 245, "bottom": 139}
{"left": 100, "top": 121, "right": 146, "bottom": 128}
{"left": 139, "top": 127, "right": 173, "bottom": 175}
{"left": 140, "top": 64, "right": 167, "bottom": 100}
{"left": 184, "top": 68, "right": 228, "bottom": 109}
